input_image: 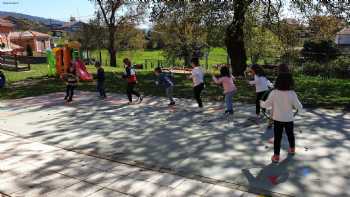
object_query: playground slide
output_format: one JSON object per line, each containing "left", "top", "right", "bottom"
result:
{"left": 75, "top": 60, "right": 93, "bottom": 81}
{"left": 47, "top": 50, "right": 56, "bottom": 76}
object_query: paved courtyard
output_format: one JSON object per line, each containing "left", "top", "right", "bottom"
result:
{"left": 0, "top": 91, "right": 349, "bottom": 196}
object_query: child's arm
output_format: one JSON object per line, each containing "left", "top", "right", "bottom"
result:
{"left": 212, "top": 75, "right": 222, "bottom": 84}
{"left": 292, "top": 91, "right": 303, "bottom": 112}
{"left": 248, "top": 75, "right": 257, "bottom": 85}
{"left": 260, "top": 91, "right": 273, "bottom": 109}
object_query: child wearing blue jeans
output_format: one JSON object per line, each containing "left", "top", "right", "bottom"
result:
{"left": 154, "top": 67, "right": 175, "bottom": 106}
{"left": 212, "top": 66, "right": 237, "bottom": 115}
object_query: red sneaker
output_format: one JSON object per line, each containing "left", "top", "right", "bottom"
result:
{"left": 271, "top": 155, "right": 280, "bottom": 163}
{"left": 288, "top": 147, "right": 296, "bottom": 155}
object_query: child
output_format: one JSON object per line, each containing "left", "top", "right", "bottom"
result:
{"left": 248, "top": 64, "right": 273, "bottom": 121}
{"left": 95, "top": 61, "right": 107, "bottom": 99}
{"left": 63, "top": 64, "right": 79, "bottom": 103}
{"left": 260, "top": 70, "right": 303, "bottom": 163}
{"left": 122, "top": 58, "right": 143, "bottom": 104}
{"left": 0, "top": 71, "right": 5, "bottom": 88}
{"left": 212, "top": 66, "right": 237, "bottom": 115}
{"left": 189, "top": 58, "right": 204, "bottom": 108}
{"left": 154, "top": 67, "right": 175, "bottom": 106}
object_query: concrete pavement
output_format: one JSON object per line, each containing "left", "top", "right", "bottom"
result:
{"left": 0, "top": 91, "right": 349, "bottom": 196}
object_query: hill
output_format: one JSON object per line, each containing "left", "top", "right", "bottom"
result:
{"left": 2, "top": 16, "right": 49, "bottom": 32}
{"left": 0, "top": 11, "right": 64, "bottom": 26}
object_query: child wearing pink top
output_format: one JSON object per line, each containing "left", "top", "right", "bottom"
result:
{"left": 212, "top": 66, "right": 237, "bottom": 115}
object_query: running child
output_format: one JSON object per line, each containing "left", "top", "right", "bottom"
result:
{"left": 63, "top": 63, "right": 79, "bottom": 103}
{"left": 212, "top": 66, "right": 237, "bottom": 115}
{"left": 154, "top": 67, "right": 175, "bottom": 106}
{"left": 95, "top": 61, "right": 107, "bottom": 99}
{"left": 188, "top": 58, "right": 204, "bottom": 108}
{"left": 122, "top": 58, "right": 143, "bottom": 104}
{"left": 260, "top": 69, "right": 303, "bottom": 163}
{"left": 248, "top": 64, "right": 273, "bottom": 121}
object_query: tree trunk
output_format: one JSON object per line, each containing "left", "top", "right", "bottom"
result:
{"left": 225, "top": 1, "right": 250, "bottom": 76}
{"left": 108, "top": 27, "right": 117, "bottom": 67}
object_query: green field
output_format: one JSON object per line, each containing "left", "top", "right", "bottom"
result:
{"left": 90, "top": 48, "right": 228, "bottom": 69}
{"left": 1, "top": 60, "right": 349, "bottom": 108}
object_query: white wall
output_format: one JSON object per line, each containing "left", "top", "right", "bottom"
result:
{"left": 336, "top": 35, "right": 350, "bottom": 45}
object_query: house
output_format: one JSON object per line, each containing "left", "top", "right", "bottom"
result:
{"left": 9, "top": 31, "right": 51, "bottom": 54}
{"left": 62, "top": 17, "right": 85, "bottom": 32}
{"left": 0, "top": 18, "right": 24, "bottom": 52}
{"left": 336, "top": 27, "right": 350, "bottom": 46}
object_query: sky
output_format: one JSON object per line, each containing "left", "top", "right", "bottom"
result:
{"left": 0, "top": 0, "right": 96, "bottom": 22}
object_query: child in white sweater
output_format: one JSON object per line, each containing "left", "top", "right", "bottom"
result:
{"left": 248, "top": 64, "right": 273, "bottom": 121}
{"left": 261, "top": 71, "right": 303, "bottom": 163}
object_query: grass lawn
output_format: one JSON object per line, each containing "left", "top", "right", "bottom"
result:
{"left": 1, "top": 63, "right": 349, "bottom": 108}
{"left": 90, "top": 48, "right": 228, "bottom": 69}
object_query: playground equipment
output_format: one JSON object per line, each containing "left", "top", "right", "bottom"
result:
{"left": 48, "top": 41, "right": 93, "bottom": 81}
{"left": 0, "top": 70, "right": 5, "bottom": 88}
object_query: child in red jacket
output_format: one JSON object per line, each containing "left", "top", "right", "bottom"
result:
{"left": 122, "top": 58, "right": 143, "bottom": 104}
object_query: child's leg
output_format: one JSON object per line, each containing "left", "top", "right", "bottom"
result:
{"left": 224, "top": 91, "right": 234, "bottom": 112}
{"left": 285, "top": 122, "right": 295, "bottom": 149}
{"left": 166, "top": 86, "right": 175, "bottom": 103}
{"left": 126, "top": 83, "right": 133, "bottom": 102}
{"left": 130, "top": 83, "right": 140, "bottom": 97}
{"left": 69, "top": 85, "right": 75, "bottom": 100}
{"left": 97, "top": 81, "right": 101, "bottom": 96}
{"left": 65, "top": 85, "right": 70, "bottom": 99}
{"left": 256, "top": 92, "right": 264, "bottom": 115}
{"left": 273, "top": 120, "right": 284, "bottom": 155}
{"left": 193, "top": 83, "right": 203, "bottom": 107}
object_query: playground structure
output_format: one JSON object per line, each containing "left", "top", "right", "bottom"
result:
{"left": 47, "top": 41, "right": 93, "bottom": 81}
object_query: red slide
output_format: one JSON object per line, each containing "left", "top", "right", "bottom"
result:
{"left": 75, "top": 60, "right": 93, "bottom": 81}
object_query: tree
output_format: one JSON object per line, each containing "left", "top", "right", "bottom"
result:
{"left": 90, "top": 0, "right": 145, "bottom": 67}
{"left": 308, "top": 15, "right": 344, "bottom": 41}
{"left": 301, "top": 40, "right": 340, "bottom": 63}
{"left": 151, "top": 1, "right": 349, "bottom": 75}
{"left": 151, "top": 2, "right": 208, "bottom": 66}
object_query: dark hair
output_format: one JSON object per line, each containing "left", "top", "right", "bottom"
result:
{"left": 191, "top": 58, "right": 199, "bottom": 67}
{"left": 251, "top": 64, "right": 266, "bottom": 77}
{"left": 279, "top": 64, "right": 290, "bottom": 73}
{"left": 220, "top": 66, "right": 230, "bottom": 77}
{"left": 154, "top": 67, "right": 162, "bottom": 73}
{"left": 95, "top": 61, "right": 101, "bottom": 67}
{"left": 123, "top": 58, "right": 131, "bottom": 67}
{"left": 275, "top": 73, "right": 294, "bottom": 90}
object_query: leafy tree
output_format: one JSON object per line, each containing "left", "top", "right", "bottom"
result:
{"left": 90, "top": 0, "right": 145, "bottom": 67}
{"left": 301, "top": 40, "right": 340, "bottom": 63}
{"left": 308, "top": 15, "right": 344, "bottom": 41}
{"left": 152, "top": 1, "right": 349, "bottom": 75}
{"left": 151, "top": 2, "right": 208, "bottom": 66}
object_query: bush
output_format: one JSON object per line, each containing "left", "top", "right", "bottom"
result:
{"left": 302, "top": 56, "right": 350, "bottom": 78}
{"left": 301, "top": 40, "right": 340, "bottom": 63}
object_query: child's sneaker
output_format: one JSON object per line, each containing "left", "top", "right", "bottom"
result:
{"left": 288, "top": 147, "right": 296, "bottom": 155}
{"left": 225, "top": 110, "right": 234, "bottom": 115}
{"left": 138, "top": 96, "right": 143, "bottom": 103}
{"left": 271, "top": 155, "right": 280, "bottom": 163}
{"left": 64, "top": 96, "right": 68, "bottom": 100}
{"left": 168, "top": 101, "right": 176, "bottom": 106}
